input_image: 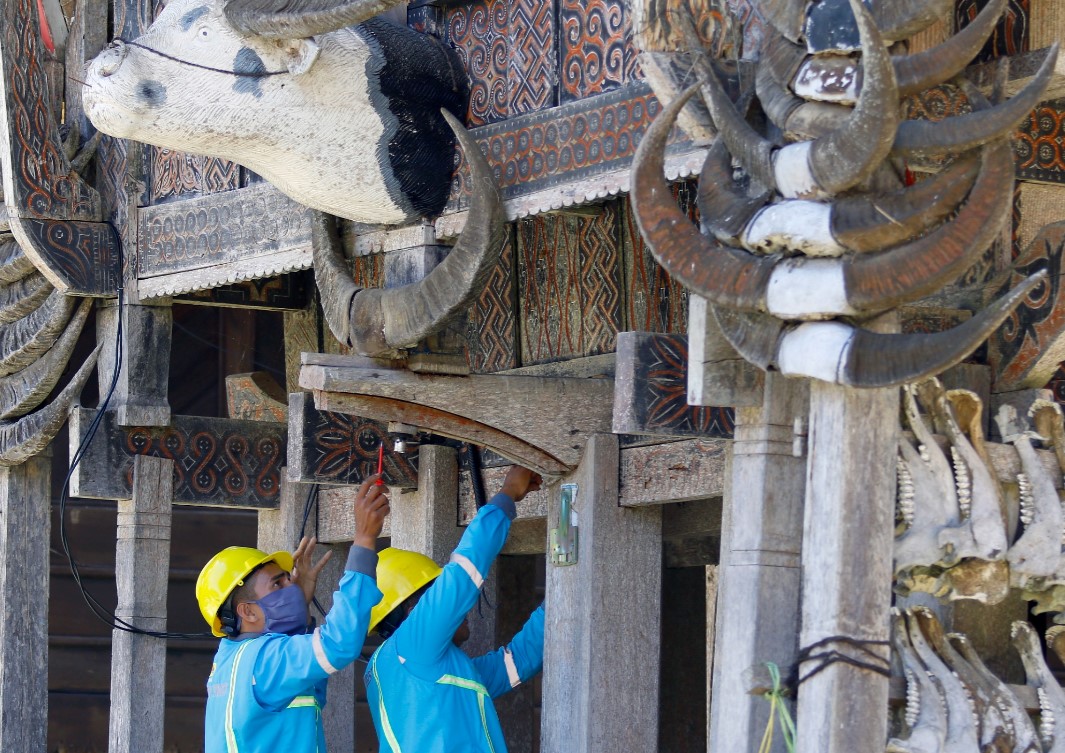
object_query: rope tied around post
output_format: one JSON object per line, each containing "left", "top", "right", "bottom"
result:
{"left": 790, "top": 635, "right": 892, "bottom": 688}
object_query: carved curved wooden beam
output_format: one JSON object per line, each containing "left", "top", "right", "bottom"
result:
{"left": 0, "top": 0, "right": 119, "bottom": 295}
{"left": 0, "top": 290, "right": 77, "bottom": 378}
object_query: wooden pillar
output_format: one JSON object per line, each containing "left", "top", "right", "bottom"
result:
{"left": 541, "top": 434, "right": 661, "bottom": 753}
{"left": 390, "top": 444, "right": 461, "bottom": 563}
{"left": 708, "top": 374, "right": 807, "bottom": 753}
{"left": 108, "top": 455, "right": 173, "bottom": 753}
{"left": 0, "top": 452, "right": 51, "bottom": 751}
{"left": 795, "top": 382, "right": 898, "bottom": 753}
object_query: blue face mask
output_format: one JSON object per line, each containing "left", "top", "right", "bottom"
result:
{"left": 252, "top": 584, "right": 309, "bottom": 635}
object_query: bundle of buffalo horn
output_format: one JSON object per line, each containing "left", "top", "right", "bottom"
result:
{"left": 631, "top": 0, "right": 1055, "bottom": 388}
{"left": 887, "top": 608, "right": 1065, "bottom": 753}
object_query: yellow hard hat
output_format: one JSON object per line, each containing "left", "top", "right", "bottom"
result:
{"left": 196, "top": 546, "right": 294, "bottom": 637}
{"left": 369, "top": 547, "right": 442, "bottom": 633}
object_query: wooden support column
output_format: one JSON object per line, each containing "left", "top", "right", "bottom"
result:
{"left": 541, "top": 434, "right": 661, "bottom": 753}
{"left": 708, "top": 374, "right": 807, "bottom": 753}
{"left": 391, "top": 445, "right": 461, "bottom": 563}
{"left": 108, "top": 455, "right": 173, "bottom": 753}
{"left": 0, "top": 452, "right": 51, "bottom": 752}
{"left": 795, "top": 382, "right": 898, "bottom": 753}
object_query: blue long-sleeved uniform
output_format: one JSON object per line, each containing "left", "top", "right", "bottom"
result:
{"left": 365, "top": 493, "right": 545, "bottom": 753}
{"left": 205, "top": 546, "right": 383, "bottom": 753}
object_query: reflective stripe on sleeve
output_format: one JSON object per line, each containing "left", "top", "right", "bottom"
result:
{"left": 503, "top": 647, "right": 521, "bottom": 688}
{"left": 449, "top": 553, "right": 484, "bottom": 589}
{"left": 311, "top": 627, "right": 339, "bottom": 675}
{"left": 436, "top": 674, "right": 490, "bottom": 695}
{"left": 225, "top": 641, "right": 255, "bottom": 753}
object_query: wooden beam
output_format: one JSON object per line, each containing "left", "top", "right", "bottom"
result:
{"left": 709, "top": 374, "right": 807, "bottom": 753}
{"left": 1030, "top": 1, "right": 1064, "bottom": 52}
{"left": 988, "top": 221, "right": 1065, "bottom": 391}
{"left": 541, "top": 434, "right": 661, "bottom": 752}
{"left": 136, "top": 183, "right": 315, "bottom": 300}
{"left": 0, "top": 452, "right": 50, "bottom": 751}
{"left": 227, "top": 372, "right": 288, "bottom": 423}
{"left": 96, "top": 299, "right": 173, "bottom": 428}
{"left": 286, "top": 391, "right": 419, "bottom": 489}
{"left": 301, "top": 355, "right": 614, "bottom": 476}
{"left": 967, "top": 46, "right": 1065, "bottom": 105}
{"left": 613, "top": 331, "right": 737, "bottom": 437}
{"left": 69, "top": 409, "right": 285, "bottom": 508}
{"left": 687, "top": 297, "right": 764, "bottom": 408}
{"left": 390, "top": 445, "right": 461, "bottom": 564}
{"left": 795, "top": 381, "right": 897, "bottom": 753}
{"left": 108, "top": 455, "right": 173, "bottom": 753}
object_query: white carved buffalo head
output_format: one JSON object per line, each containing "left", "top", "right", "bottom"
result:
{"left": 83, "top": 0, "right": 468, "bottom": 225}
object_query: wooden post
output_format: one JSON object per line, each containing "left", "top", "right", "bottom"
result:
{"left": 108, "top": 454, "right": 173, "bottom": 753}
{"left": 708, "top": 374, "right": 807, "bottom": 753}
{"left": 795, "top": 382, "right": 898, "bottom": 753}
{"left": 0, "top": 452, "right": 51, "bottom": 752}
{"left": 390, "top": 444, "right": 462, "bottom": 563}
{"left": 541, "top": 434, "right": 661, "bottom": 753}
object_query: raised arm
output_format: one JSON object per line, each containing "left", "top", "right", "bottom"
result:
{"left": 396, "top": 467, "right": 542, "bottom": 665}
{"left": 472, "top": 602, "right": 545, "bottom": 698}
{"left": 252, "top": 475, "right": 389, "bottom": 710}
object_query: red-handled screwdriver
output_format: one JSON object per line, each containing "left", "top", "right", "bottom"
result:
{"left": 375, "top": 442, "right": 385, "bottom": 485}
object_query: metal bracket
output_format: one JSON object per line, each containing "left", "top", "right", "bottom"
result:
{"left": 549, "top": 483, "right": 579, "bottom": 566}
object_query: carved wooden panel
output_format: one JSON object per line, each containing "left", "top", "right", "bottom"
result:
{"left": 288, "top": 393, "right": 419, "bottom": 488}
{"left": 464, "top": 231, "right": 518, "bottom": 372}
{"left": 150, "top": 149, "right": 242, "bottom": 204}
{"left": 614, "top": 332, "right": 734, "bottom": 438}
{"left": 989, "top": 221, "right": 1065, "bottom": 390}
{"left": 956, "top": 0, "right": 1029, "bottom": 63}
{"left": 70, "top": 409, "right": 285, "bottom": 508}
{"left": 1016, "top": 98, "right": 1065, "bottom": 185}
{"left": 725, "top": 0, "right": 768, "bottom": 58}
{"left": 558, "top": 0, "right": 631, "bottom": 103}
{"left": 446, "top": 82, "right": 670, "bottom": 210}
{"left": 508, "top": 0, "right": 558, "bottom": 117}
{"left": 518, "top": 202, "right": 622, "bottom": 364}
{"left": 620, "top": 183, "right": 693, "bottom": 334}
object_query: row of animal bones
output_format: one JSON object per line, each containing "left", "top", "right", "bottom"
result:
{"left": 889, "top": 608, "right": 1065, "bottom": 753}
{"left": 895, "top": 378, "right": 1065, "bottom": 612}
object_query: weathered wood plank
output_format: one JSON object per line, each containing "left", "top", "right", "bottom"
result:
{"left": 176, "top": 273, "right": 311, "bottom": 311}
{"left": 390, "top": 445, "right": 462, "bottom": 564}
{"left": 226, "top": 372, "right": 287, "bottom": 423}
{"left": 301, "top": 358, "right": 615, "bottom": 475}
{"left": 541, "top": 434, "right": 661, "bottom": 753}
{"left": 137, "top": 183, "right": 315, "bottom": 299}
{"left": 0, "top": 452, "right": 50, "bottom": 752}
{"left": 613, "top": 331, "right": 736, "bottom": 437}
{"left": 284, "top": 306, "right": 319, "bottom": 394}
{"left": 1030, "top": 1, "right": 1064, "bottom": 52}
{"left": 619, "top": 438, "right": 727, "bottom": 505}
{"left": 315, "top": 485, "right": 392, "bottom": 544}
{"left": 109, "top": 455, "right": 173, "bottom": 753}
{"left": 708, "top": 375, "right": 807, "bottom": 753}
{"left": 967, "top": 46, "right": 1065, "bottom": 105}
{"left": 687, "top": 296, "right": 764, "bottom": 408}
{"left": 69, "top": 409, "right": 284, "bottom": 508}
{"left": 795, "top": 381, "right": 898, "bottom": 753}
{"left": 286, "top": 391, "right": 419, "bottom": 489}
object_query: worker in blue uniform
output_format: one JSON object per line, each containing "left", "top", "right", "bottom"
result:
{"left": 196, "top": 473, "right": 389, "bottom": 753}
{"left": 365, "top": 465, "right": 545, "bottom": 753}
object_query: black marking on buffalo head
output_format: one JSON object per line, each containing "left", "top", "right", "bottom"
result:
{"left": 233, "top": 47, "right": 267, "bottom": 98}
{"left": 179, "top": 5, "right": 208, "bottom": 31}
{"left": 805, "top": 0, "right": 862, "bottom": 52}
{"left": 137, "top": 79, "right": 168, "bottom": 107}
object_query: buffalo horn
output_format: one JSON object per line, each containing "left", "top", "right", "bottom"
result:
{"left": 698, "top": 59, "right": 777, "bottom": 191}
{"left": 715, "top": 272, "right": 1045, "bottom": 388}
{"left": 314, "top": 109, "right": 506, "bottom": 357}
{"left": 631, "top": 84, "right": 775, "bottom": 311}
{"left": 806, "top": 0, "right": 899, "bottom": 195}
{"left": 756, "top": 57, "right": 846, "bottom": 140}
{"left": 0, "top": 345, "right": 99, "bottom": 467}
{"left": 870, "top": 0, "right": 954, "bottom": 43}
{"left": 696, "top": 138, "right": 770, "bottom": 244}
{"left": 758, "top": 0, "right": 806, "bottom": 44}
{"left": 224, "top": 0, "right": 403, "bottom": 39}
{"left": 894, "top": 44, "right": 1059, "bottom": 157}
{"left": 894, "top": 0, "right": 1007, "bottom": 96}
{"left": 0, "top": 299, "right": 92, "bottom": 419}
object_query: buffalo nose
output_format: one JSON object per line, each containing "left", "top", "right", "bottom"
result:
{"left": 95, "top": 41, "right": 128, "bottom": 77}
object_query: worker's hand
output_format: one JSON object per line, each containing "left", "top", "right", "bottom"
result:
{"left": 354, "top": 473, "right": 390, "bottom": 550}
{"left": 291, "top": 535, "right": 332, "bottom": 605}
{"left": 500, "top": 466, "right": 543, "bottom": 502}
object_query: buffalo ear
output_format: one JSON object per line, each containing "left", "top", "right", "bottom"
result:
{"left": 284, "top": 38, "right": 319, "bottom": 75}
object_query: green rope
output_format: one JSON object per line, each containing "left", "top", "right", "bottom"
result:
{"left": 756, "top": 663, "right": 796, "bottom": 753}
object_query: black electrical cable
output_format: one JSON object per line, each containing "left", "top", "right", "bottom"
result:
{"left": 58, "top": 240, "right": 213, "bottom": 640}
{"left": 297, "top": 481, "right": 327, "bottom": 618}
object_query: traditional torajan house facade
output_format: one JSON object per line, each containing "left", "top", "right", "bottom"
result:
{"left": 1, "top": 0, "right": 1064, "bottom": 750}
